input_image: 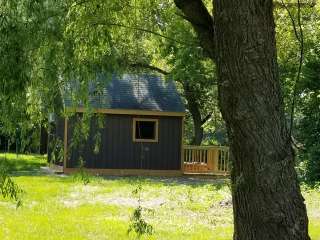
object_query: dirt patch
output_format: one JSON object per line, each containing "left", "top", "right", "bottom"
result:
{"left": 62, "top": 196, "right": 166, "bottom": 208}
{"left": 61, "top": 185, "right": 166, "bottom": 208}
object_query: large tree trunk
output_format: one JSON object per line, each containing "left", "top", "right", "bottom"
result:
{"left": 174, "top": 0, "right": 310, "bottom": 237}
{"left": 213, "top": 0, "right": 309, "bottom": 239}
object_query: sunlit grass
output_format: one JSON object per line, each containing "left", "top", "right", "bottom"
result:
{"left": 0, "top": 153, "right": 319, "bottom": 240}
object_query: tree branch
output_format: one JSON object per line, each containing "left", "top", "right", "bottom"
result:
{"left": 274, "top": 0, "right": 316, "bottom": 9}
{"left": 280, "top": 0, "right": 304, "bottom": 137}
{"left": 201, "top": 112, "right": 212, "bottom": 126}
{"left": 91, "top": 21, "right": 197, "bottom": 47}
{"left": 129, "top": 63, "right": 169, "bottom": 75}
{"left": 280, "top": 0, "right": 303, "bottom": 43}
{"left": 174, "top": 0, "right": 215, "bottom": 59}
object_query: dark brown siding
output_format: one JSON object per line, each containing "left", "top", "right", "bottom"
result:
{"left": 67, "top": 114, "right": 182, "bottom": 170}
{"left": 48, "top": 117, "right": 65, "bottom": 163}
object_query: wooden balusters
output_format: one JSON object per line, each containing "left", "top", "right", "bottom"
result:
{"left": 183, "top": 145, "right": 229, "bottom": 175}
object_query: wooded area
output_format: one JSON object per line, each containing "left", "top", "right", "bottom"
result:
{"left": 1, "top": 0, "right": 320, "bottom": 239}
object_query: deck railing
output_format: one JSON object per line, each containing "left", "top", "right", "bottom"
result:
{"left": 183, "top": 145, "right": 230, "bottom": 175}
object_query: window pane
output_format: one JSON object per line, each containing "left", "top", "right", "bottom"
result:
{"left": 135, "top": 121, "right": 155, "bottom": 139}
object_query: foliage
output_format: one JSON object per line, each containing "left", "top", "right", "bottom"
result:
{"left": 141, "top": 1, "right": 226, "bottom": 145}
{"left": 162, "top": 26, "right": 222, "bottom": 144}
{"left": 48, "top": 136, "right": 64, "bottom": 165}
{"left": 67, "top": 112, "right": 106, "bottom": 176}
{"left": 0, "top": 170, "right": 22, "bottom": 208}
{"left": 297, "top": 53, "right": 320, "bottom": 183}
{"left": 128, "top": 182, "right": 154, "bottom": 238}
{"left": 0, "top": 0, "right": 226, "bottom": 146}
{"left": 275, "top": 3, "right": 320, "bottom": 183}
{"left": 128, "top": 205, "right": 154, "bottom": 238}
{"left": 77, "top": 157, "right": 90, "bottom": 185}
{"left": 0, "top": 159, "right": 23, "bottom": 208}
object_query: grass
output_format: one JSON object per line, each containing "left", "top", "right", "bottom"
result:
{"left": 0, "top": 153, "right": 319, "bottom": 240}
{"left": 0, "top": 153, "right": 46, "bottom": 172}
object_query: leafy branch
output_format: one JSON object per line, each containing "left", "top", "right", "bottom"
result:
{"left": 128, "top": 182, "right": 153, "bottom": 239}
{"left": 0, "top": 164, "right": 23, "bottom": 208}
{"left": 281, "top": 0, "right": 304, "bottom": 137}
{"left": 91, "top": 20, "right": 197, "bottom": 47}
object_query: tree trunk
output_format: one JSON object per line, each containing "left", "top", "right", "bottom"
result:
{"left": 191, "top": 115, "right": 203, "bottom": 145}
{"left": 40, "top": 125, "right": 48, "bottom": 154}
{"left": 213, "top": 0, "right": 310, "bottom": 239}
{"left": 183, "top": 82, "right": 204, "bottom": 145}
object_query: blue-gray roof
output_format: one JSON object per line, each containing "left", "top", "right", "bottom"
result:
{"left": 63, "top": 74, "right": 185, "bottom": 113}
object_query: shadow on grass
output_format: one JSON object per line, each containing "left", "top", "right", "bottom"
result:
{"left": 95, "top": 175, "right": 229, "bottom": 189}
{"left": 0, "top": 153, "right": 229, "bottom": 188}
{"left": 0, "top": 153, "right": 47, "bottom": 174}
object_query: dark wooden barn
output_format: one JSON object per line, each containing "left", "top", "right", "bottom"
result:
{"left": 52, "top": 74, "right": 186, "bottom": 176}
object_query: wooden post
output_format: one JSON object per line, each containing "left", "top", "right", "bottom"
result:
{"left": 180, "top": 117, "right": 185, "bottom": 173}
{"left": 213, "top": 148, "right": 219, "bottom": 173}
{"left": 63, "top": 118, "right": 68, "bottom": 170}
{"left": 223, "top": 150, "right": 226, "bottom": 172}
{"left": 207, "top": 149, "right": 214, "bottom": 171}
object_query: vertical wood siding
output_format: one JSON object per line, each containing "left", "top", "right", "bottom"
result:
{"left": 67, "top": 114, "right": 182, "bottom": 170}
{"left": 47, "top": 117, "right": 65, "bottom": 163}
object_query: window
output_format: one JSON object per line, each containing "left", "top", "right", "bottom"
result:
{"left": 133, "top": 118, "right": 158, "bottom": 142}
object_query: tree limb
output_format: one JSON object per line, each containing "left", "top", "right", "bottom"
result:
{"left": 174, "top": 0, "right": 215, "bottom": 59}
{"left": 92, "top": 21, "right": 197, "bottom": 47}
{"left": 129, "top": 63, "right": 169, "bottom": 75}
{"left": 280, "top": 0, "right": 304, "bottom": 137}
{"left": 274, "top": 0, "right": 316, "bottom": 9}
{"left": 280, "top": 0, "right": 303, "bottom": 43}
{"left": 201, "top": 112, "right": 212, "bottom": 126}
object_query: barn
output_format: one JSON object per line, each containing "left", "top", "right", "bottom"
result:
{"left": 51, "top": 74, "right": 186, "bottom": 176}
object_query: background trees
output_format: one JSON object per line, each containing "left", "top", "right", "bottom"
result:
{"left": 297, "top": 54, "right": 320, "bottom": 183}
{"left": 275, "top": 3, "right": 320, "bottom": 184}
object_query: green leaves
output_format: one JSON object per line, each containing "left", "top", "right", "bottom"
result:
{"left": 128, "top": 183, "right": 154, "bottom": 238}
{"left": 274, "top": 4, "right": 320, "bottom": 183}
{"left": 128, "top": 205, "right": 154, "bottom": 238}
{"left": 0, "top": 161, "right": 23, "bottom": 208}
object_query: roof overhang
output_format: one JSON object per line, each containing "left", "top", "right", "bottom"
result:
{"left": 65, "top": 107, "right": 185, "bottom": 117}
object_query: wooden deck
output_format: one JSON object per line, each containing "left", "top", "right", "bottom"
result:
{"left": 52, "top": 145, "right": 230, "bottom": 177}
{"left": 183, "top": 145, "right": 230, "bottom": 175}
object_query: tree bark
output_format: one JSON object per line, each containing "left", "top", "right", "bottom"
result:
{"left": 183, "top": 82, "right": 204, "bottom": 145}
{"left": 189, "top": 103, "right": 204, "bottom": 145}
{"left": 213, "top": 0, "right": 310, "bottom": 239}
{"left": 175, "top": 0, "right": 310, "bottom": 239}
{"left": 174, "top": 0, "right": 215, "bottom": 59}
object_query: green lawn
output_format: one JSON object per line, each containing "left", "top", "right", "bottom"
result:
{"left": 0, "top": 153, "right": 319, "bottom": 240}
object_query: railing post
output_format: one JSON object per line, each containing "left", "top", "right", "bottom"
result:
{"left": 207, "top": 149, "right": 214, "bottom": 171}
{"left": 182, "top": 145, "right": 229, "bottom": 175}
{"left": 213, "top": 148, "right": 219, "bottom": 173}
